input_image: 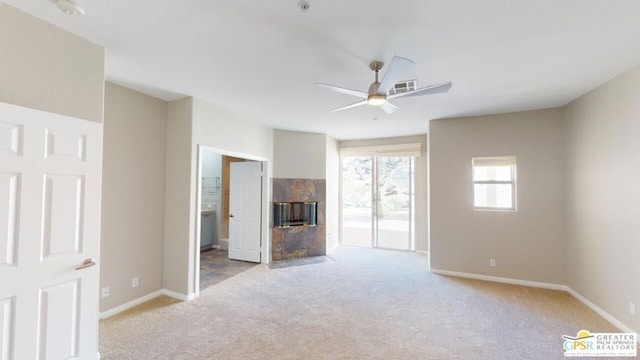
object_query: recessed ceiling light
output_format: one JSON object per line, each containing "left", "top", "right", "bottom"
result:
{"left": 54, "top": 0, "right": 84, "bottom": 17}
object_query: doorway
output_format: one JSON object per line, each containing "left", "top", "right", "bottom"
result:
{"left": 341, "top": 156, "right": 415, "bottom": 250}
{"left": 195, "top": 147, "right": 268, "bottom": 294}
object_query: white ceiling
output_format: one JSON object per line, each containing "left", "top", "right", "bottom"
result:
{"left": 7, "top": 0, "right": 640, "bottom": 140}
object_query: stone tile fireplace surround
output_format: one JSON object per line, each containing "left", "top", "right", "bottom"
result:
{"left": 272, "top": 179, "right": 326, "bottom": 260}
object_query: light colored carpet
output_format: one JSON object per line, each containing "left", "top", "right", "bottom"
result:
{"left": 99, "top": 246, "right": 626, "bottom": 359}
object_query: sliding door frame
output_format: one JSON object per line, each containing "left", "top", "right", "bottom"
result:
{"left": 340, "top": 154, "right": 416, "bottom": 251}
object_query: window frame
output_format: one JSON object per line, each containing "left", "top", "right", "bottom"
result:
{"left": 472, "top": 156, "right": 517, "bottom": 211}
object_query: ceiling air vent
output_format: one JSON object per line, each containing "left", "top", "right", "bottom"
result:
{"left": 388, "top": 79, "right": 417, "bottom": 95}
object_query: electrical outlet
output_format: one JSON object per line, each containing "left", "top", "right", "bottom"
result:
{"left": 132, "top": 277, "right": 139, "bottom": 288}
{"left": 630, "top": 302, "right": 636, "bottom": 316}
{"left": 101, "top": 287, "right": 110, "bottom": 298}
{"left": 489, "top": 259, "right": 496, "bottom": 268}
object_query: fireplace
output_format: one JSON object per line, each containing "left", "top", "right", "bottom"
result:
{"left": 272, "top": 178, "right": 325, "bottom": 260}
{"left": 273, "top": 201, "right": 317, "bottom": 228}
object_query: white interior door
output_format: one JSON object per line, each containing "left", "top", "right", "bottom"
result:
{"left": 228, "top": 161, "right": 262, "bottom": 263}
{"left": 0, "top": 102, "right": 102, "bottom": 360}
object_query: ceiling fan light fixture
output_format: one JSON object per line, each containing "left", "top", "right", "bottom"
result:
{"left": 367, "top": 94, "right": 386, "bottom": 106}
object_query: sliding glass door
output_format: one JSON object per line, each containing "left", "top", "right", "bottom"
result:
{"left": 376, "top": 157, "right": 413, "bottom": 250}
{"left": 341, "top": 156, "right": 414, "bottom": 250}
{"left": 341, "top": 157, "right": 373, "bottom": 247}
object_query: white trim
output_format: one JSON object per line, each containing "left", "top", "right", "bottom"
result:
{"left": 430, "top": 268, "right": 569, "bottom": 291}
{"left": 99, "top": 290, "right": 163, "bottom": 319}
{"left": 194, "top": 145, "right": 271, "bottom": 298}
{"left": 416, "top": 250, "right": 428, "bottom": 256}
{"left": 430, "top": 269, "right": 638, "bottom": 334}
{"left": 194, "top": 146, "right": 204, "bottom": 298}
{"left": 99, "top": 288, "right": 198, "bottom": 319}
{"left": 260, "top": 160, "right": 270, "bottom": 264}
{"left": 199, "top": 146, "right": 270, "bottom": 163}
{"left": 163, "top": 289, "right": 196, "bottom": 301}
{"left": 565, "top": 288, "right": 637, "bottom": 334}
{"left": 326, "top": 242, "right": 340, "bottom": 253}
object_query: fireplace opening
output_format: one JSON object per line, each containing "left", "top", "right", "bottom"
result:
{"left": 274, "top": 201, "right": 317, "bottom": 228}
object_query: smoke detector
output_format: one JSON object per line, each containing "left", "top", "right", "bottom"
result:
{"left": 298, "top": 1, "right": 310, "bottom": 12}
{"left": 54, "top": 0, "right": 85, "bottom": 16}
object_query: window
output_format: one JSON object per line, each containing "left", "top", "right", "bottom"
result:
{"left": 472, "top": 156, "right": 516, "bottom": 210}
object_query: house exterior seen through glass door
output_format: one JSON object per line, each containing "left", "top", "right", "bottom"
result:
{"left": 341, "top": 156, "right": 414, "bottom": 250}
{"left": 341, "top": 156, "right": 373, "bottom": 247}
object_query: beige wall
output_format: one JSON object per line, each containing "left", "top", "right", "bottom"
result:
{"left": 565, "top": 65, "right": 640, "bottom": 333}
{"left": 163, "top": 98, "right": 194, "bottom": 295}
{"left": 429, "top": 110, "right": 566, "bottom": 284}
{"left": 273, "top": 130, "right": 327, "bottom": 179}
{"left": 326, "top": 136, "right": 340, "bottom": 252}
{"left": 163, "top": 98, "right": 274, "bottom": 297}
{"left": 340, "top": 135, "right": 430, "bottom": 252}
{"left": 11, "top": 0, "right": 635, "bottom": 332}
{"left": 272, "top": 130, "right": 340, "bottom": 253}
{"left": 192, "top": 99, "right": 274, "bottom": 167}
{"left": 193, "top": 101, "right": 274, "bottom": 247}
{"left": 100, "top": 83, "right": 167, "bottom": 312}
{"left": 0, "top": 5, "right": 104, "bottom": 123}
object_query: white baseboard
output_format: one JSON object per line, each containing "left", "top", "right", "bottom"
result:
{"left": 416, "top": 250, "right": 429, "bottom": 256}
{"left": 219, "top": 238, "right": 229, "bottom": 250}
{"left": 430, "top": 268, "right": 568, "bottom": 291}
{"left": 99, "top": 289, "right": 163, "bottom": 319}
{"left": 162, "top": 289, "right": 196, "bottom": 301}
{"left": 100, "top": 288, "right": 197, "bottom": 319}
{"left": 430, "top": 268, "right": 637, "bottom": 334}
{"left": 327, "top": 242, "right": 340, "bottom": 253}
{"left": 565, "top": 287, "right": 636, "bottom": 334}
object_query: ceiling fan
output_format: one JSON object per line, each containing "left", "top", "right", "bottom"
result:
{"left": 314, "top": 55, "right": 452, "bottom": 114}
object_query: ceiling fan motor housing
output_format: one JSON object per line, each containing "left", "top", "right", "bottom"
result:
{"left": 368, "top": 82, "right": 381, "bottom": 95}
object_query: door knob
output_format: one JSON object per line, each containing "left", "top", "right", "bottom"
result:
{"left": 75, "top": 258, "right": 96, "bottom": 270}
{"left": 229, "top": 214, "right": 234, "bottom": 217}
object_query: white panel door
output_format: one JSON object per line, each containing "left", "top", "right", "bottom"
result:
{"left": 0, "top": 102, "right": 102, "bottom": 360}
{"left": 228, "top": 161, "right": 262, "bottom": 263}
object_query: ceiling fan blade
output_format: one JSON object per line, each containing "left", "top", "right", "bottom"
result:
{"left": 377, "top": 56, "right": 414, "bottom": 95}
{"left": 314, "top": 83, "right": 368, "bottom": 98}
{"left": 388, "top": 81, "right": 452, "bottom": 99}
{"left": 380, "top": 102, "right": 399, "bottom": 114}
{"left": 330, "top": 99, "right": 368, "bottom": 112}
